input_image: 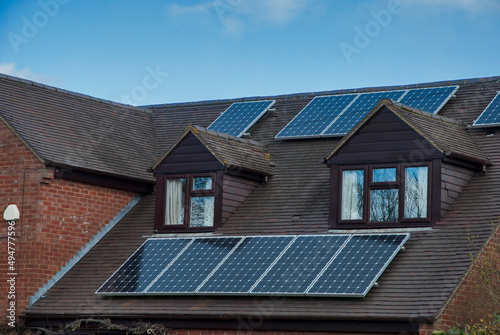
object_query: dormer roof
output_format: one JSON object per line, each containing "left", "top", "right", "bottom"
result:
{"left": 325, "top": 98, "right": 490, "bottom": 167}
{"left": 151, "top": 125, "right": 274, "bottom": 176}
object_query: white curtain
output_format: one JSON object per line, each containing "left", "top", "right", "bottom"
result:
{"left": 404, "top": 167, "right": 428, "bottom": 218}
{"left": 341, "top": 170, "right": 363, "bottom": 220}
{"left": 165, "top": 179, "right": 185, "bottom": 225}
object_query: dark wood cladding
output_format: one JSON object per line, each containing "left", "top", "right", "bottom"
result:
{"left": 154, "top": 133, "right": 224, "bottom": 174}
{"left": 441, "top": 162, "right": 475, "bottom": 216}
{"left": 222, "top": 174, "right": 259, "bottom": 223}
{"left": 54, "top": 168, "right": 153, "bottom": 194}
{"left": 327, "top": 107, "right": 443, "bottom": 165}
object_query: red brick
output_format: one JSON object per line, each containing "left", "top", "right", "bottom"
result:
{"left": 0, "top": 121, "right": 138, "bottom": 321}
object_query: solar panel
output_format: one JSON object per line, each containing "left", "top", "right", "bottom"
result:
{"left": 96, "top": 238, "right": 192, "bottom": 294}
{"left": 146, "top": 237, "right": 242, "bottom": 293}
{"left": 473, "top": 92, "right": 500, "bottom": 127}
{"left": 275, "top": 86, "right": 459, "bottom": 140}
{"left": 307, "top": 234, "right": 409, "bottom": 297}
{"left": 207, "top": 100, "right": 275, "bottom": 137}
{"left": 322, "top": 90, "right": 405, "bottom": 136}
{"left": 399, "top": 86, "right": 458, "bottom": 114}
{"left": 197, "top": 236, "right": 294, "bottom": 294}
{"left": 251, "top": 235, "right": 349, "bottom": 294}
{"left": 275, "top": 94, "right": 357, "bottom": 139}
{"left": 96, "top": 234, "right": 409, "bottom": 297}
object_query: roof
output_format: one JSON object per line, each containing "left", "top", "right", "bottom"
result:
{"left": 325, "top": 98, "right": 491, "bottom": 166}
{"left": 0, "top": 74, "right": 157, "bottom": 182}
{"left": 18, "top": 75, "right": 500, "bottom": 329}
{"left": 151, "top": 125, "right": 274, "bottom": 176}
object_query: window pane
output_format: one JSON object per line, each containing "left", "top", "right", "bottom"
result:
{"left": 165, "top": 178, "right": 186, "bottom": 225}
{"left": 190, "top": 196, "right": 215, "bottom": 227}
{"left": 341, "top": 170, "right": 364, "bottom": 220}
{"left": 405, "top": 166, "right": 428, "bottom": 218}
{"left": 373, "top": 168, "right": 396, "bottom": 182}
{"left": 370, "top": 189, "right": 399, "bottom": 222}
{"left": 193, "top": 177, "right": 213, "bottom": 190}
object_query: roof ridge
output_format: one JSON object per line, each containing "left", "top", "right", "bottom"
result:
{"left": 388, "top": 99, "right": 465, "bottom": 127}
{"left": 191, "top": 125, "right": 264, "bottom": 147}
{"left": 0, "top": 72, "right": 152, "bottom": 115}
{"left": 143, "top": 75, "right": 500, "bottom": 109}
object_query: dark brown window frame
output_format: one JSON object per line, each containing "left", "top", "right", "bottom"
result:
{"left": 330, "top": 160, "right": 440, "bottom": 229}
{"left": 154, "top": 171, "right": 223, "bottom": 233}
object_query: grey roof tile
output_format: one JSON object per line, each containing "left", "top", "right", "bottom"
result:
{"left": 0, "top": 74, "right": 156, "bottom": 182}
{"left": 13, "top": 75, "right": 500, "bottom": 325}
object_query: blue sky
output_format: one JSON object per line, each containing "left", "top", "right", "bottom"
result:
{"left": 0, "top": 0, "right": 499, "bottom": 105}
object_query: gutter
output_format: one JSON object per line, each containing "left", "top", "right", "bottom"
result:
{"left": 443, "top": 151, "right": 491, "bottom": 172}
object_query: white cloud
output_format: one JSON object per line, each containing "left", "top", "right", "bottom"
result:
{"left": 243, "top": 0, "right": 312, "bottom": 25}
{"left": 0, "top": 62, "right": 56, "bottom": 84}
{"left": 166, "top": 0, "right": 314, "bottom": 35}
{"left": 167, "top": 3, "right": 211, "bottom": 16}
{"left": 400, "top": 0, "right": 500, "bottom": 12}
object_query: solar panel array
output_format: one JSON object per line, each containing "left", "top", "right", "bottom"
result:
{"left": 473, "top": 92, "right": 500, "bottom": 127}
{"left": 275, "top": 86, "right": 459, "bottom": 139}
{"left": 207, "top": 100, "right": 275, "bottom": 137}
{"left": 96, "top": 234, "right": 409, "bottom": 297}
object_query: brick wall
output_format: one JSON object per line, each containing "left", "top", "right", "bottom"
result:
{"left": 0, "top": 121, "right": 138, "bottom": 323}
{"left": 441, "top": 163, "right": 475, "bottom": 217}
{"left": 430, "top": 226, "right": 500, "bottom": 333}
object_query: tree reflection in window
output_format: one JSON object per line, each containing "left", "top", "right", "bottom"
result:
{"left": 404, "top": 166, "right": 428, "bottom": 218}
{"left": 370, "top": 189, "right": 399, "bottom": 222}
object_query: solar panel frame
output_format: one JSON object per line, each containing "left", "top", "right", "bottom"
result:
{"left": 250, "top": 235, "right": 350, "bottom": 295}
{"left": 95, "top": 238, "right": 194, "bottom": 295}
{"left": 321, "top": 90, "right": 407, "bottom": 137}
{"left": 306, "top": 233, "right": 409, "bottom": 297}
{"left": 96, "top": 234, "right": 410, "bottom": 297}
{"left": 274, "top": 85, "right": 459, "bottom": 140}
{"left": 398, "top": 86, "right": 459, "bottom": 114}
{"left": 145, "top": 236, "right": 244, "bottom": 294}
{"left": 274, "top": 94, "right": 359, "bottom": 139}
{"left": 196, "top": 235, "right": 295, "bottom": 295}
{"left": 207, "top": 100, "right": 276, "bottom": 137}
{"left": 472, "top": 91, "right": 500, "bottom": 127}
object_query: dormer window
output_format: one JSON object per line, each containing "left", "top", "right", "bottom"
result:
{"left": 338, "top": 163, "right": 430, "bottom": 226}
{"left": 325, "top": 99, "right": 490, "bottom": 230}
{"left": 164, "top": 174, "right": 216, "bottom": 228}
{"left": 151, "top": 126, "right": 273, "bottom": 234}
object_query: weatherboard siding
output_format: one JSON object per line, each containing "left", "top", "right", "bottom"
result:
{"left": 155, "top": 133, "right": 224, "bottom": 174}
{"left": 327, "top": 107, "right": 442, "bottom": 165}
{"left": 441, "top": 163, "right": 475, "bottom": 217}
{"left": 222, "top": 174, "right": 259, "bottom": 223}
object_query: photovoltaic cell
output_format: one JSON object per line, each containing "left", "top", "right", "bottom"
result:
{"left": 473, "top": 92, "right": 500, "bottom": 126}
{"left": 96, "top": 234, "right": 409, "bottom": 297}
{"left": 275, "top": 94, "right": 357, "bottom": 138}
{"left": 251, "top": 235, "right": 349, "bottom": 294}
{"left": 275, "top": 86, "right": 458, "bottom": 140}
{"left": 197, "top": 236, "right": 294, "bottom": 294}
{"left": 399, "top": 86, "right": 458, "bottom": 114}
{"left": 322, "top": 91, "right": 405, "bottom": 136}
{"left": 96, "top": 238, "right": 191, "bottom": 294}
{"left": 146, "top": 237, "right": 242, "bottom": 293}
{"left": 207, "top": 100, "right": 275, "bottom": 137}
{"left": 307, "top": 234, "right": 408, "bottom": 296}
